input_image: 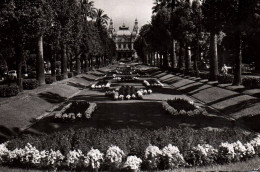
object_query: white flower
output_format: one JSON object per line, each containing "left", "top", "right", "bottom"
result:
{"left": 145, "top": 145, "right": 162, "bottom": 159}
{"left": 47, "top": 149, "right": 64, "bottom": 165}
{"left": 0, "top": 143, "right": 9, "bottom": 162}
{"left": 76, "top": 113, "right": 82, "bottom": 118}
{"left": 219, "top": 142, "right": 235, "bottom": 159}
{"left": 144, "top": 80, "right": 150, "bottom": 86}
{"left": 244, "top": 143, "right": 255, "bottom": 157}
{"left": 66, "top": 150, "right": 83, "bottom": 166}
{"left": 132, "top": 94, "right": 136, "bottom": 99}
{"left": 54, "top": 112, "right": 62, "bottom": 119}
{"left": 91, "top": 84, "right": 95, "bottom": 88}
{"left": 250, "top": 135, "right": 260, "bottom": 148}
{"left": 119, "top": 95, "right": 124, "bottom": 100}
{"left": 87, "top": 148, "right": 103, "bottom": 169}
{"left": 124, "top": 155, "right": 142, "bottom": 170}
{"left": 162, "top": 144, "right": 185, "bottom": 168}
{"left": 126, "top": 95, "right": 131, "bottom": 100}
{"left": 148, "top": 89, "right": 152, "bottom": 94}
{"left": 233, "top": 141, "right": 247, "bottom": 157}
{"left": 106, "top": 145, "right": 125, "bottom": 164}
{"left": 62, "top": 113, "right": 68, "bottom": 119}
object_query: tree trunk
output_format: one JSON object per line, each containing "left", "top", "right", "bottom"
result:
{"left": 194, "top": 43, "right": 200, "bottom": 77}
{"left": 51, "top": 53, "right": 57, "bottom": 82}
{"left": 90, "top": 56, "right": 93, "bottom": 70}
{"left": 85, "top": 54, "right": 89, "bottom": 72}
{"left": 81, "top": 56, "right": 84, "bottom": 73}
{"left": 163, "top": 51, "right": 169, "bottom": 70}
{"left": 209, "top": 33, "right": 219, "bottom": 81}
{"left": 76, "top": 53, "right": 81, "bottom": 75}
{"left": 156, "top": 52, "right": 159, "bottom": 66}
{"left": 233, "top": 31, "right": 242, "bottom": 85}
{"left": 172, "top": 39, "right": 177, "bottom": 68}
{"left": 36, "top": 35, "right": 46, "bottom": 85}
{"left": 185, "top": 44, "right": 191, "bottom": 72}
{"left": 61, "top": 43, "right": 68, "bottom": 79}
{"left": 160, "top": 53, "right": 163, "bottom": 68}
{"left": 178, "top": 41, "right": 184, "bottom": 69}
{"left": 15, "top": 44, "right": 23, "bottom": 91}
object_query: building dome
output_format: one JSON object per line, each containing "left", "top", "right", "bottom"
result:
{"left": 117, "top": 29, "right": 132, "bottom": 36}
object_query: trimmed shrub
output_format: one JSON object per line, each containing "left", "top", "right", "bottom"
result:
{"left": 56, "top": 75, "right": 64, "bottom": 81}
{"left": 199, "top": 72, "right": 209, "bottom": 79}
{"left": 68, "top": 72, "right": 73, "bottom": 78}
{"left": 242, "top": 77, "right": 260, "bottom": 89}
{"left": 217, "top": 74, "right": 234, "bottom": 84}
{"left": 45, "top": 77, "right": 54, "bottom": 84}
{"left": 0, "top": 85, "right": 19, "bottom": 97}
{"left": 7, "top": 127, "right": 255, "bottom": 158}
{"left": 23, "top": 79, "right": 39, "bottom": 90}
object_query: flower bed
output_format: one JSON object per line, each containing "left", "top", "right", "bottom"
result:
{"left": 53, "top": 101, "right": 97, "bottom": 121}
{"left": 114, "top": 76, "right": 139, "bottom": 82}
{"left": 1, "top": 132, "right": 260, "bottom": 171}
{"left": 105, "top": 85, "right": 152, "bottom": 100}
{"left": 242, "top": 77, "right": 260, "bottom": 89}
{"left": 91, "top": 80, "right": 110, "bottom": 89}
{"left": 143, "top": 79, "right": 164, "bottom": 87}
{"left": 162, "top": 98, "right": 207, "bottom": 116}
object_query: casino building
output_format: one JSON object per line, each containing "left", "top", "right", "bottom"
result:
{"left": 108, "top": 19, "right": 139, "bottom": 60}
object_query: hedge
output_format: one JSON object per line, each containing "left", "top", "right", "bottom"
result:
{"left": 23, "top": 79, "right": 39, "bottom": 90}
{"left": 45, "top": 77, "right": 54, "bottom": 84}
{"left": 242, "top": 77, "right": 260, "bottom": 89}
{"left": 0, "top": 85, "right": 19, "bottom": 97}
{"left": 7, "top": 127, "right": 255, "bottom": 158}
{"left": 217, "top": 74, "right": 234, "bottom": 84}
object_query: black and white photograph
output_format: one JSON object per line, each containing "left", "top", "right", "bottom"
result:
{"left": 0, "top": 0, "right": 260, "bottom": 171}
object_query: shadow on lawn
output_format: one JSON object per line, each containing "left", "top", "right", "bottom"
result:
{"left": 81, "top": 76, "right": 96, "bottom": 81}
{"left": 26, "top": 102, "right": 237, "bottom": 134}
{"left": 38, "top": 92, "right": 66, "bottom": 104}
{"left": 0, "top": 125, "right": 43, "bottom": 143}
{"left": 220, "top": 99, "right": 260, "bottom": 116}
{"left": 237, "top": 114, "right": 260, "bottom": 132}
{"left": 67, "top": 82, "right": 87, "bottom": 89}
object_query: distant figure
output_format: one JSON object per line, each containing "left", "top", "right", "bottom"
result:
{"left": 221, "top": 64, "right": 228, "bottom": 75}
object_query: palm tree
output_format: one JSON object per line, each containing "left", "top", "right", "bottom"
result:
{"left": 79, "top": 0, "right": 96, "bottom": 21}
{"left": 95, "top": 9, "right": 109, "bottom": 27}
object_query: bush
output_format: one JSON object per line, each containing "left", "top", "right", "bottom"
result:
{"left": 217, "top": 74, "right": 234, "bottom": 84}
{"left": 242, "top": 77, "right": 260, "bottom": 89}
{"left": 0, "top": 85, "right": 19, "bottom": 97}
{"left": 7, "top": 127, "right": 255, "bottom": 158}
{"left": 45, "top": 77, "right": 54, "bottom": 84}
{"left": 199, "top": 72, "right": 209, "bottom": 80}
{"left": 56, "top": 75, "right": 64, "bottom": 81}
{"left": 23, "top": 79, "right": 39, "bottom": 90}
{"left": 68, "top": 72, "right": 73, "bottom": 78}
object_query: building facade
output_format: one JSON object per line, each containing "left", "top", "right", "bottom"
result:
{"left": 108, "top": 19, "right": 139, "bottom": 60}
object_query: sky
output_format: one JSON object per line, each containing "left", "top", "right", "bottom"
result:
{"left": 93, "top": 0, "right": 154, "bottom": 31}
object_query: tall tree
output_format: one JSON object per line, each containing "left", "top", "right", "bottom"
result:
{"left": 202, "top": 0, "right": 225, "bottom": 81}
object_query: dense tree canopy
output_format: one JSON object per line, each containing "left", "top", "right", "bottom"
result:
{"left": 135, "top": 0, "right": 260, "bottom": 85}
{"left": 0, "top": 0, "right": 116, "bottom": 90}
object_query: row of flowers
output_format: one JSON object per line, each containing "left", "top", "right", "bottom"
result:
{"left": 1, "top": 135, "right": 260, "bottom": 171}
{"left": 91, "top": 81, "right": 111, "bottom": 89}
{"left": 143, "top": 79, "right": 164, "bottom": 87}
{"left": 162, "top": 99, "right": 208, "bottom": 116}
{"left": 105, "top": 88, "right": 152, "bottom": 101}
{"left": 54, "top": 102, "right": 97, "bottom": 120}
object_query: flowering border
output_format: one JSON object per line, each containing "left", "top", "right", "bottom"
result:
{"left": 54, "top": 102, "right": 97, "bottom": 120}
{"left": 1, "top": 135, "right": 260, "bottom": 171}
{"left": 162, "top": 100, "right": 208, "bottom": 116}
{"left": 143, "top": 79, "right": 164, "bottom": 87}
